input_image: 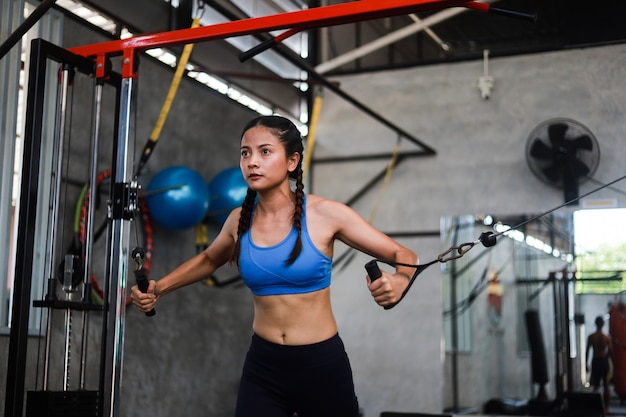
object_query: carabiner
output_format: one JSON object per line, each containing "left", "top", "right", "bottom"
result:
{"left": 437, "top": 241, "right": 476, "bottom": 263}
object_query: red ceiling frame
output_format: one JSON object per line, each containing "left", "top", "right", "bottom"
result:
{"left": 68, "top": 0, "right": 498, "bottom": 79}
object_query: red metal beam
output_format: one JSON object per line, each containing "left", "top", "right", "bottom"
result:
{"left": 69, "top": 0, "right": 478, "bottom": 78}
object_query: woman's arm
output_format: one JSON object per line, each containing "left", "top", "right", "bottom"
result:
{"left": 130, "top": 208, "right": 240, "bottom": 313}
{"left": 321, "top": 199, "right": 418, "bottom": 307}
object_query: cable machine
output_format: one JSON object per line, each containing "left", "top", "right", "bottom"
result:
{"left": 6, "top": 38, "right": 131, "bottom": 417}
{"left": 4, "top": 2, "right": 536, "bottom": 417}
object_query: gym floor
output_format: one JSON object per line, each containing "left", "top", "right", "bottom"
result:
{"left": 608, "top": 396, "right": 626, "bottom": 417}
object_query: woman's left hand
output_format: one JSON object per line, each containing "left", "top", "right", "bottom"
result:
{"left": 366, "top": 270, "right": 409, "bottom": 307}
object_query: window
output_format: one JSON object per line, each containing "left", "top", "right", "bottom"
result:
{"left": 1, "top": 0, "right": 63, "bottom": 334}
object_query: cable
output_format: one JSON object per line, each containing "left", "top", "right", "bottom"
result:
{"left": 490, "top": 174, "right": 626, "bottom": 242}
{"left": 587, "top": 176, "right": 626, "bottom": 197}
{"left": 74, "top": 170, "right": 153, "bottom": 305}
{"left": 367, "top": 173, "right": 626, "bottom": 309}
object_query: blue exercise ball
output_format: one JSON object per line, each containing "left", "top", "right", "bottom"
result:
{"left": 145, "top": 166, "right": 210, "bottom": 230}
{"left": 207, "top": 167, "right": 248, "bottom": 225}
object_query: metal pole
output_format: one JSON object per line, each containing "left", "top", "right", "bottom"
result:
{"left": 42, "top": 64, "right": 71, "bottom": 390}
{"left": 101, "top": 76, "right": 135, "bottom": 417}
{"left": 79, "top": 79, "right": 104, "bottom": 389}
{"left": 0, "top": 0, "right": 57, "bottom": 59}
{"left": 5, "top": 38, "right": 47, "bottom": 417}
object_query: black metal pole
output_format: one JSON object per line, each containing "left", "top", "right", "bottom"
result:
{"left": 0, "top": 0, "right": 58, "bottom": 60}
{"left": 4, "top": 38, "right": 48, "bottom": 417}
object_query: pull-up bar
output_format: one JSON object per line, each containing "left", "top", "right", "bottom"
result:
{"left": 68, "top": 0, "right": 536, "bottom": 78}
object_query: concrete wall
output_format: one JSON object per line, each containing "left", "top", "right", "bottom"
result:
{"left": 2, "top": 12, "right": 626, "bottom": 417}
{"left": 312, "top": 42, "right": 626, "bottom": 416}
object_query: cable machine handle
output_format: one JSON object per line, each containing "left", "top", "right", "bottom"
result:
{"left": 135, "top": 269, "right": 156, "bottom": 317}
{"left": 365, "top": 260, "right": 382, "bottom": 280}
{"left": 133, "top": 247, "right": 155, "bottom": 317}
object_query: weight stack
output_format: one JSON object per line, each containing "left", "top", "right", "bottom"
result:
{"left": 26, "top": 390, "right": 99, "bottom": 417}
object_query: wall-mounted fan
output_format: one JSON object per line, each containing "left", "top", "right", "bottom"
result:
{"left": 525, "top": 118, "right": 600, "bottom": 205}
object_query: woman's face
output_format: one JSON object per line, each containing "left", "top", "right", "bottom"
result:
{"left": 240, "top": 126, "right": 299, "bottom": 192}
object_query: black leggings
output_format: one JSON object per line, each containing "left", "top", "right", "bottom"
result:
{"left": 235, "top": 333, "right": 360, "bottom": 417}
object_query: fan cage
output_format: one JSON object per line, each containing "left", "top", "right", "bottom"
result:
{"left": 525, "top": 117, "right": 600, "bottom": 189}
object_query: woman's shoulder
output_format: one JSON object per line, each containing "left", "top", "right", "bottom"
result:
{"left": 305, "top": 194, "right": 353, "bottom": 218}
{"left": 221, "top": 206, "right": 243, "bottom": 235}
{"left": 305, "top": 193, "right": 335, "bottom": 209}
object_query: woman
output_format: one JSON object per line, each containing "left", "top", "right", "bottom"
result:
{"left": 131, "top": 115, "right": 418, "bottom": 417}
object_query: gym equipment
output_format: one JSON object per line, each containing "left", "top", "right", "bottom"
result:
{"left": 482, "top": 398, "right": 528, "bottom": 415}
{"left": 76, "top": 169, "right": 154, "bottom": 306}
{"left": 362, "top": 168, "right": 626, "bottom": 310}
{"left": 132, "top": 248, "right": 155, "bottom": 317}
{"left": 134, "top": 16, "right": 202, "bottom": 177}
{"left": 364, "top": 231, "right": 497, "bottom": 309}
{"left": 302, "top": 94, "right": 322, "bottom": 182}
{"left": 525, "top": 309, "right": 550, "bottom": 412}
{"left": 564, "top": 391, "right": 605, "bottom": 417}
{"left": 610, "top": 302, "right": 626, "bottom": 400}
{"left": 207, "top": 167, "right": 248, "bottom": 225}
{"left": 145, "top": 166, "right": 210, "bottom": 230}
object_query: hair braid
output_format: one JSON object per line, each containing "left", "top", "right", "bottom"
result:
{"left": 285, "top": 161, "right": 304, "bottom": 266}
{"left": 229, "top": 188, "right": 257, "bottom": 266}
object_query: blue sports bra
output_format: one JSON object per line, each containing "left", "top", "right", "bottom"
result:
{"left": 239, "top": 195, "right": 332, "bottom": 296}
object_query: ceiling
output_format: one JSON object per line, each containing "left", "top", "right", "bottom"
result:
{"left": 316, "top": 0, "right": 626, "bottom": 75}
{"left": 61, "top": 0, "right": 626, "bottom": 120}
{"left": 117, "top": 0, "right": 626, "bottom": 72}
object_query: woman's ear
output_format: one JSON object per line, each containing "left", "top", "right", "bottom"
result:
{"left": 287, "top": 152, "right": 301, "bottom": 173}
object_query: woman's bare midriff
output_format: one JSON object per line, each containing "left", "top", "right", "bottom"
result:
{"left": 252, "top": 287, "right": 338, "bottom": 345}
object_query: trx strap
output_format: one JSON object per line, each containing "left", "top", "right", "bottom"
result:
{"left": 302, "top": 93, "right": 322, "bottom": 183}
{"left": 134, "top": 15, "right": 202, "bottom": 177}
{"left": 368, "top": 138, "right": 401, "bottom": 223}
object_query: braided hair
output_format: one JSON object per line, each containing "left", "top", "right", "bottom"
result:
{"left": 229, "top": 115, "right": 305, "bottom": 267}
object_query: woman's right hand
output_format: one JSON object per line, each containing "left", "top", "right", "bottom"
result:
{"left": 130, "top": 280, "right": 159, "bottom": 313}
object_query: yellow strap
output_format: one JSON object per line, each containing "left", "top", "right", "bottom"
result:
{"left": 368, "top": 140, "right": 401, "bottom": 224}
{"left": 302, "top": 95, "right": 322, "bottom": 183}
{"left": 195, "top": 222, "right": 208, "bottom": 248}
{"left": 149, "top": 16, "right": 201, "bottom": 143}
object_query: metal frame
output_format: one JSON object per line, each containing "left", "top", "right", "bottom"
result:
{"left": 5, "top": 38, "right": 123, "bottom": 417}
{"left": 68, "top": 1, "right": 495, "bottom": 78}
{"left": 0, "top": 0, "right": 25, "bottom": 333}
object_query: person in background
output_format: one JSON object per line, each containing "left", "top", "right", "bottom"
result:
{"left": 586, "top": 315, "right": 613, "bottom": 414}
{"left": 131, "top": 115, "right": 418, "bottom": 417}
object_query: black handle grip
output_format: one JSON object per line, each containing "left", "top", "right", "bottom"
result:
{"left": 135, "top": 270, "right": 156, "bottom": 317}
{"left": 365, "top": 260, "right": 382, "bottom": 280}
{"left": 366, "top": 260, "right": 399, "bottom": 310}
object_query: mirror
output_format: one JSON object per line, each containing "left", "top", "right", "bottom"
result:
{"left": 440, "top": 208, "right": 626, "bottom": 414}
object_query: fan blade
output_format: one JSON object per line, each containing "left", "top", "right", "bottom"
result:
{"left": 571, "top": 157, "right": 591, "bottom": 178}
{"left": 543, "top": 161, "right": 564, "bottom": 183}
{"left": 530, "top": 139, "right": 553, "bottom": 159}
{"left": 570, "top": 134, "right": 594, "bottom": 151}
{"left": 548, "top": 123, "right": 569, "bottom": 147}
